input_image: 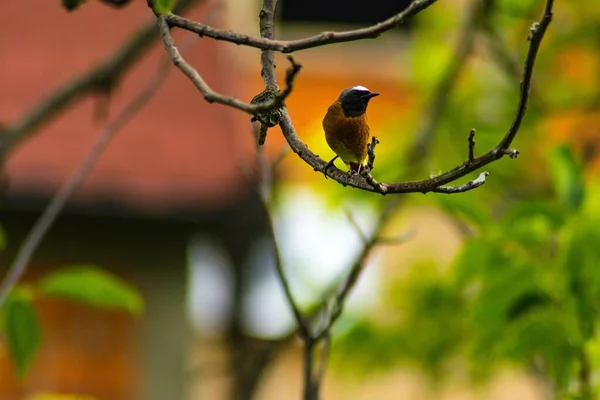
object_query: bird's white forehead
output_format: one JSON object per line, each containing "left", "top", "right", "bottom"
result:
{"left": 351, "top": 85, "right": 370, "bottom": 92}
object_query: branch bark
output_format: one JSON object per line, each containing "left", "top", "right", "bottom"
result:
{"left": 165, "top": 0, "right": 438, "bottom": 53}
{"left": 277, "top": 0, "right": 553, "bottom": 194}
{"left": 157, "top": 17, "right": 301, "bottom": 115}
{"left": 163, "top": 0, "right": 553, "bottom": 196}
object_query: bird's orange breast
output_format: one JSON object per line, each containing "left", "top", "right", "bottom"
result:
{"left": 322, "top": 102, "right": 371, "bottom": 166}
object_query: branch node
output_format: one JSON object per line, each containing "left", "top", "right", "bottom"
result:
{"left": 503, "top": 148, "right": 520, "bottom": 159}
{"left": 250, "top": 86, "right": 284, "bottom": 145}
{"left": 249, "top": 57, "right": 302, "bottom": 146}
{"left": 528, "top": 22, "right": 540, "bottom": 41}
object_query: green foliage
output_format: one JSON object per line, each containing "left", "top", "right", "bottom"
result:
{"left": 39, "top": 265, "right": 143, "bottom": 314}
{"left": 335, "top": 263, "right": 466, "bottom": 378}
{"left": 0, "top": 265, "right": 143, "bottom": 379}
{"left": 2, "top": 288, "right": 42, "bottom": 378}
{"left": 549, "top": 146, "right": 585, "bottom": 211}
{"left": 152, "top": 0, "right": 175, "bottom": 15}
{"left": 334, "top": 142, "right": 600, "bottom": 397}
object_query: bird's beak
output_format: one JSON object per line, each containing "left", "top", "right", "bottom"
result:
{"left": 363, "top": 92, "right": 380, "bottom": 99}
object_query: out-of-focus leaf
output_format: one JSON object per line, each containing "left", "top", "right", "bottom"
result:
{"left": 3, "top": 290, "right": 41, "bottom": 378}
{"left": 436, "top": 193, "right": 489, "bottom": 227}
{"left": 333, "top": 321, "right": 403, "bottom": 375}
{"left": 548, "top": 145, "right": 585, "bottom": 212}
{"left": 62, "top": 0, "right": 86, "bottom": 11}
{"left": 503, "top": 200, "right": 566, "bottom": 230}
{"left": 39, "top": 266, "right": 143, "bottom": 314}
{"left": 501, "top": 308, "right": 577, "bottom": 391}
{"left": 152, "top": 0, "right": 175, "bottom": 15}
{"left": 495, "top": 0, "right": 539, "bottom": 18}
{"left": 557, "top": 221, "right": 600, "bottom": 340}
{"left": 506, "top": 290, "right": 553, "bottom": 321}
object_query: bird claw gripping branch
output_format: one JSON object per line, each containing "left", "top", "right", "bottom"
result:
{"left": 250, "top": 86, "right": 285, "bottom": 146}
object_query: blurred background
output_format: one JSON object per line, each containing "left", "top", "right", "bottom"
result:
{"left": 0, "top": 0, "right": 598, "bottom": 399}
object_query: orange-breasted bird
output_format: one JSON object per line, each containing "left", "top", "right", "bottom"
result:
{"left": 322, "top": 86, "right": 379, "bottom": 175}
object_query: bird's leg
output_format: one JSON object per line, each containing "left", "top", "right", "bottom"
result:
{"left": 322, "top": 156, "right": 339, "bottom": 179}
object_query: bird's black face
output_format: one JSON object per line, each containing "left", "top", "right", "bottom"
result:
{"left": 337, "top": 86, "right": 379, "bottom": 117}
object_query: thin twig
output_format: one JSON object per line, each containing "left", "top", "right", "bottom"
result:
{"left": 0, "top": 0, "right": 201, "bottom": 160}
{"left": 344, "top": 209, "right": 368, "bottom": 245}
{"left": 468, "top": 129, "right": 476, "bottom": 163}
{"left": 431, "top": 171, "right": 489, "bottom": 194}
{"left": 158, "top": 17, "right": 302, "bottom": 115}
{"left": 277, "top": 0, "right": 554, "bottom": 195}
{"left": 313, "top": 199, "right": 400, "bottom": 341}
{"left": 0, "top": 35, "right": 198, "bottom": 308}
{"left": 316, "top": 333, "right": 331, "bottom": 385}
{"left": 244, "top": 0, "right": 311, "bottom": 340}
{"left": 165, "top": 0, "right": 438, "bottom": 53}
{"left": 238, "top": 129, "right": 311, "bottom": 340}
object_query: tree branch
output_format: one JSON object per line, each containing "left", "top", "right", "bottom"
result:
{"left": 313, "top": 200, "right": 400, "bottom": 341}
{"left": 279, "top": 0, "right": 553, "bottom": 195}
{"left": 165, "top": 0, "right": 438, "bottom": 53}
{"left": 157, "top": 17, "right": 302, "bottom": 116}
{"left": 237, "top": 134, "right": 311, "bottom": 341}
{"left": 0, "top": 34, "right": 198, "bottom": 309}
{"left": 0, "top": 0, "right": 201, "bottom": 160}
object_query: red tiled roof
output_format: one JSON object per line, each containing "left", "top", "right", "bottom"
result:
{"left": 0, "top": 0, "right": 255, "bottom": 213}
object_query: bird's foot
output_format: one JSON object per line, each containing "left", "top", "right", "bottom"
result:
{"left": 322, "top": 156, "right": 338, "bottom": 179}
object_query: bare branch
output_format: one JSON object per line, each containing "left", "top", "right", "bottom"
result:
{"left": 376, "top": 229, "right": 415, "bottom": 245}
{"left": 262, "top": 195, "right": 311, "bottom": 339}
{"left": 278, "top": 0, "right": 554, "bottom": 195}
{"left": 237, "top": 131, "right": 311, "bottom": 341}
{"left": 165, "top": 0, "right": 438, "bottom": 53}
{"left": 158, "top": 17, "right": 302, "bottom": 116}
{"left": 0, "top": 35, "right": 193, "bottom": 308}
{"left": 344, "top": 209, "right": 368, "bottom": 245}
{"left": 431, "top": 171, "right": 489, "bottom": 194}
{"left": 0, "top": 0, "right": 201, "bottom": 160}
{"left": 313, "top": 199, "right": 400, "bottom": 340}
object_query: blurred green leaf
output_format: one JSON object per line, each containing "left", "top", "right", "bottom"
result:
{"left": 62, "top": 0, "right": 86, "bottom": 11}
{"left": 436, "top": 193, "right": 489, "bottom": 226}
{"left": 501, "top": 308, "right": 577, "bottom": 390}
{"left": 506, "top": 290, "right": 553, "bottom": 321}
{"left": 495, "top": 0, "right": 539, "bottom": 18}
{"left": 548, "top": 146, "right": 585, "bottom": 212}
{"left": 3, "top": 290, "right": 42, "bottom": 378}
{"left": 39, "top": 266, "right": 143, "bottom": 314}
{"left": 557, "top": 221, "right": 600, "bottom": 340}
{"left": 153, "top": 0, "right": 175, "bottom": 15}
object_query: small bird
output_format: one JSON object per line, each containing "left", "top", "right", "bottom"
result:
{"left": 322, "top": 86, "right": 379, "bottom": 176}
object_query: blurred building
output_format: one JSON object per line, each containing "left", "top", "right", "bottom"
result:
{"left": 0, "top": 1, "right": 263, "bottom": 399}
